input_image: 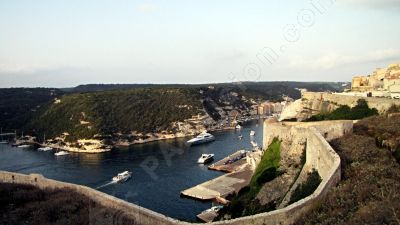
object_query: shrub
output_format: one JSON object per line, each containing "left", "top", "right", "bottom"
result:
{"left": 307, "top": 99, "right": 378, "bottom": 121}
{"left": 289, "top": 169, "right": 321, "bottom": 204}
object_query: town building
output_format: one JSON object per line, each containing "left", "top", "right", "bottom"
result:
{"left": 351, "top": 62, "right": 400, "bottom": 98}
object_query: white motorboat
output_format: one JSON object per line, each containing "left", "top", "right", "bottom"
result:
{"left": 203, "top": 205, "right": 224, "bottom": 214}
{"left": 235, "top": 124, "right": 242, "bottom": 129}
{"left": 251, "top": 140, "right": 258, "bottom": 148}
{"left": 250, "top": 130, "right": 256, "bottom": 136}
{"left": 197, "top": 154, "right": 215, "bottom": 164}
{"left": 17, "top": 144, "right": 31, "bottom": 148}
{"left": 38, "top": 146, "right": 53, "bottom": 151}
{"left": 187, "top": 133, "right": 215, "bottom": 146}
{"left": 54, "top": 151, "right": 69, "bottom": 156}
{"left": 112, "top": 171, "right": 132, "bottom": 183}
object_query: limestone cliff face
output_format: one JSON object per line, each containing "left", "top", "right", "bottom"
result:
{"left": 279, "top": 91, "right": 400, "bottom": 121}
{"left": 279, "top": 98, "right": 338, "bottom": 121}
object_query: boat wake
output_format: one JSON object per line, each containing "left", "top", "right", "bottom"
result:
{"left": 95, "top": 180, "right": 117, "bottom": 189}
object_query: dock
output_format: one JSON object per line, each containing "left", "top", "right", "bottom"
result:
{"left": 197, "top": 211, "right": 219, "bottom": 223}
{"left": 181, "top": 165, "right": 254, "bottom": 201}
{"left": 208, "top": 150, "right": 248, "bottom": 173}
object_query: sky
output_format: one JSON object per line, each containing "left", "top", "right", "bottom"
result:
{"left": 0, "top": 0, "right": 399, "bottom": 88}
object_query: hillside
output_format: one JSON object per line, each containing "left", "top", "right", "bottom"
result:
{"left": 67, "top": 82, "right": 346, "bottom": 100}
{"left": 296, "top": 115, "right": 400, "bottom": 224}
{"left": 0, "top": 88, "right": 63, "bottom": 133}
{"left": 28, "top": 88, "right": 203, "bottom": 141}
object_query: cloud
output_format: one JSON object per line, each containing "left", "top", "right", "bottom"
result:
{"left": 338, "top": 0, "right": 400, "bottom": 10}
{"left": 288, "top": 49, "right": 400, "bottom": 70}
{"left": 136, "top": 3, "right": 159, "bottom": 13}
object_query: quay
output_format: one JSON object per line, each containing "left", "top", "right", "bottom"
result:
{"left": 181, "top": 164, "right": 254, "bottom": 201}
{"left": 208, "top": 150, "right": 248, "bottom": 173}
{"left": 196, "top": 210, "right": 219, "bottom": 223}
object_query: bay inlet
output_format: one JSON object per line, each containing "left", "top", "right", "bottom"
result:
{"left": 0, "top": 120, "right": 264, "bottom": 221}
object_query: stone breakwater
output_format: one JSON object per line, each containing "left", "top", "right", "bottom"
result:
{"left": 0, "top": 120, "right": 352, "bottom": 225}
{"left": 280, "top": 91, "right": 400, "bottom": 121}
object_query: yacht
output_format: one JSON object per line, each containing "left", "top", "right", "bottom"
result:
{"left": 112, "top": 171, "right": 132, "bottom": 183}
{"left": 250, "top": 130, "right": 256, "bottom": 136}
{"left": 54, "top": 151, "right": 69, "bottom": 156}
{"left": 187, "top": 133, "right": 215, "bottom": 146}
{"left": 38, "top": 146, "right": 53, "bottom": 151}
{"left": 197, "top": 154, "right": 215, "bottom": 164}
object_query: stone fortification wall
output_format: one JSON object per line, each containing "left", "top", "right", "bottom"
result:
{"left": 0, "top": 171, "right": 187, "bottom": 225}
{"left": 0, "top": 120, "right": 350, "bottom": 225}
{"left": 303, "top": 92, "right": 400, "bottom": 113}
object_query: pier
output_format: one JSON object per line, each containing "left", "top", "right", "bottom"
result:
{"left": 208, "top": 150, "right": 248, "bottom": 173}
{"left": 181, "top": 164, "right": 253, "bottom": 201}
{"left": 196, "top": 210, "right": 219, "bottom": 223}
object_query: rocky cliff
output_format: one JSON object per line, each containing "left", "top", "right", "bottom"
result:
{"left": 280, "top": 92, "right": 400, "bottom": 121}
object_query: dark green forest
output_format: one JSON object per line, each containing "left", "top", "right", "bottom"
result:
{"left": 28, "top": 88, "right": 202, "bottom": 140}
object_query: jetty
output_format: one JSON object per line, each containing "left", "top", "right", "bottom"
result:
{"left": 181, "top": 164, "right": 253, "bottom": 201}
{"left": 196, "top": 211, "right": 219, "bottom": 223}
{"left": 208, "top": 150, "right": 248, "bottom": 173}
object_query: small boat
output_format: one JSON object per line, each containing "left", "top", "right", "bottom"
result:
{"left": 187, "top": 133, "right": 215, "bottom": 146}
{"left": 17, "top": 144, "right": 31, "bottom": 148}
{"left": 251, "top": 140, "right": 258, "bottom": 148}
{"left": 235, "top": 124, "right": 242, "bottom": 129}
{"left": 112, "top": 171, "right": 132, "bottom": 183}
{"left": 203, "top": 205, "right": 224, "bottom": 214}
{"left": 250, "top": 130, "right": 256, "bottom": 136}
{"left": 197, "top": 154, "right": 215, "bottom": 164}
{"left": 238, "top": 135, "right": 243, "bottom": 139}
{"left": 54, "top": 151, "right": 69, "bottom": 156}
{"left": 38, "top": 146, "right": 53, "bottom": 151}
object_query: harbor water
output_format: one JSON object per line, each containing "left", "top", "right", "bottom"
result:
{"left": 0, "top": 120, "right": 264, "bottom": 221}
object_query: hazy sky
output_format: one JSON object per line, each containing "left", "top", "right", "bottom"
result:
{"left": 0, "top": 0, "right": 399, "bottom": 87}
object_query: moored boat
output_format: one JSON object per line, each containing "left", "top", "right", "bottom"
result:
{"left": 187, "top": 132, "right": 215, "bottom": 146}
{"left": 17, "top": 144, "right": 31, "bottom": 148}
{"left": 197, "top": 154, "right": 215, "bottom": 164}
{"left": 250, "top": 130, "right": 256, "bottom": 136}
{"left": 38, "top": 146, "right": 53, "bottom": 151}
{"left": 54, "top": 151, "right": 69, "bottom": 156}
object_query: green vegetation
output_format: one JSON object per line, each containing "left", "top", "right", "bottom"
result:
{"left": 0, "top": 88, "right": 63, "bottom": 133}
{"left": 29, "top": 88, "right": 202, "bottom": 141}
{"left": 307, "top": 99, "right": 378, "bottom": 121}
{"left": 250, "top": 137, "right": 282, "bottom": 196}
{"left": 0, "top": 183, "right": 136, "bottom": 225}
{"left": 288, "top": 169, "right": 321, "bottom": 204}
{"left": 296, "top": 115, "right": 400, "bottom": 225}
{"left": 224, "top": 138, "right": 282, "bottom": 218}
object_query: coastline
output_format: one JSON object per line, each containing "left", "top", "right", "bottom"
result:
{"left": 32, "top": 118, "right": 264, "bottom": 154}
